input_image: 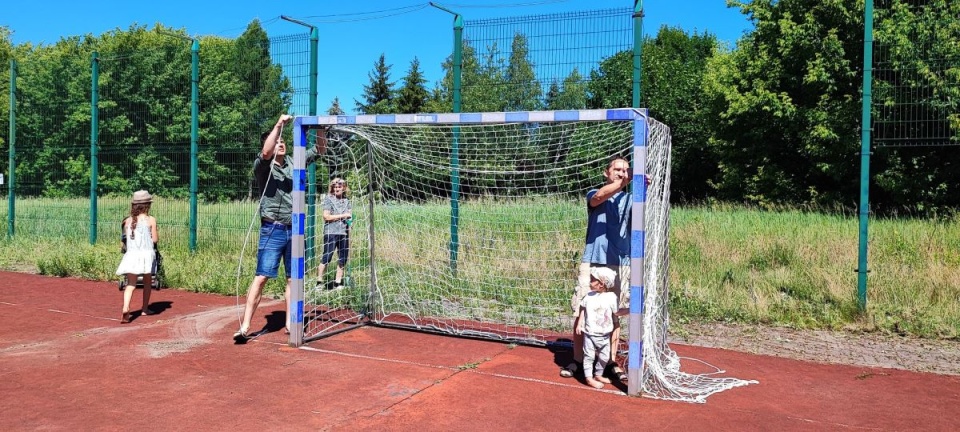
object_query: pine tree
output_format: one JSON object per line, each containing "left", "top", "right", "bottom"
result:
{"left": 396, "top": 57, "right": 429, "bottom": 114}
{"left": 327, "top": 97, "right": 345, "bottom": 115}
{"left": 355, "top": 54, "right": 395, "bottom": 114}
{"left": 505, "top": 33, "right": 542, "bottom": 111}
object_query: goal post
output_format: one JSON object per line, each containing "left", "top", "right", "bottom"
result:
{"left": 287, "top": 108, "right": 755, "bottom": 402}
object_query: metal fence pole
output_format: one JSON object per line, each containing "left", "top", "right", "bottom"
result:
{"left": 628, "top": 0, "right": 646, "bottom": 397}
{"left": 90, "top": 51, "right": 99, "bottom": 245}
{"left": 280, "top": 16, "right": 319, "bottom": 269}
{"left": 307, "top": 27, "right": 318, "bottom": 264}
{"left": 857, "top": 0, "right": 875, "bottom": 312}
{"left": 632, "top": 0, "right": 644, "bottom": 108}
{"left": 431, "top": 2, "right": 463, "bottom": 274}
{"left": 7, "top": 59, "right": 16, "bottom": 238}
{"left": 190, "top": 39, "right": 200, "bottom": 252}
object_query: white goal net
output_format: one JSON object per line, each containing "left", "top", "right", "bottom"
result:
{"left": 288, "top": 109, "right": 755, "bottom": 402}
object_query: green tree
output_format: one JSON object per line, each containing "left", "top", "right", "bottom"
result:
{"left": 13, "top": 34, "right": 95, "bottom": 197}
{"left": 504, "top": 33, "right": 541, "bottom": 111}
{"left": 434, "top": 39, "right": 508, "bottom": 113}
{"left": 643, "top": 26, "right": 720, "bottom": 202}
{"left": 326, "top": 97, "right": 345, "bottom": 115}
{"left": 587, "top": 51, "right": 631, "bottom": 109}
{"left": 0, "top": 26, "right": 11, "bottom": 149}
{"left": 396, "top": 57, "right": 429, "bottom": 114}
{"left": 869, "top": 0, "right": 960, "bottom": 213}
{"left": 703, "top": 0, "right": 863, "bottom": 207}
{"left": 545, "top": 68, "right": 587, "bottom": 110}
{"left": 355, "top": 54, "right": 395, "bottom": 114}
{"left": 199, "top": 21, "right": 292, "bottom": 201}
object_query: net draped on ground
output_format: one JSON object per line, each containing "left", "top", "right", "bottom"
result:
{"left": 298, "top": 110, "right": 755, "bottom": 402}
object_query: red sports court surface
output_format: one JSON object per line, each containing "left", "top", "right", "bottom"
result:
{"left": 1, "top": 271, "right": 958, "bottom": 431}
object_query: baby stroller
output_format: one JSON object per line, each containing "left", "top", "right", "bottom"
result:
{"left": 117, "top": 220, "right": 164, "bottom": 291}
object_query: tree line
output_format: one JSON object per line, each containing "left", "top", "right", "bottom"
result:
{"left": 0, "top": 21, "right": 290, "bottom": 202}
{"left": 2, "top": 0, "right": 958, "bottom": 214}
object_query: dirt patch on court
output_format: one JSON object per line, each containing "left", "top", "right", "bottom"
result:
{"left": 672, "top": 322, "right": 960, "bottom": 376}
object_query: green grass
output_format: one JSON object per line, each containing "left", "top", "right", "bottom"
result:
{"left": 1, "top": 198, "right": 957, "bottom": 339}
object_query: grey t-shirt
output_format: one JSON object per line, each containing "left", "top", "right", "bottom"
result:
{"left": 321, "top": 194, "right": 351, "bottom": 235}
{"left": 253, "top": 146, "right": 318, "bottom": 225}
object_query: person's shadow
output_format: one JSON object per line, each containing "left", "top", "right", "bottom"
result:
{"left": 548, "top": 338, "right": 583, "bottom": 383}
{"left": 137, "top": 301, "right": 172, "bottom": 319}
{"left": 549, "top": 338, "right": 629, "bottom": 392}
{"left": 263, "top": 310, "right": 287, "bottom": 334}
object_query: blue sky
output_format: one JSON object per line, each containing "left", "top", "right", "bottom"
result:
{"left": 3, "top": 0, "right": 753, "bottom": 115}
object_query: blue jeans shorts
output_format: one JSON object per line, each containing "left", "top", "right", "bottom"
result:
{"left": 256, "top": 221, "right": 292, "bottom": 279}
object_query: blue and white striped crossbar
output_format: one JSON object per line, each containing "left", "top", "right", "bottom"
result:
{"left": 294, "top": 108, "right": 646, "bottom": 128}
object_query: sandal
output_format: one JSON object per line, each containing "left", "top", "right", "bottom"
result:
{"left": 559, "top": 362, "right": 579, "bottom": 378}
{"left": 611, "top": 366, "right": 628, "bottom": 381}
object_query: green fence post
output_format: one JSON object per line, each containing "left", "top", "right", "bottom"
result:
{"left": 90, "top": 51, "right": 99, "bottom": 245}
{"left": 308, "top": 26, "right": 318, "bottom": 264}
{"left": 431, "top": 2, "right": 462, "bottom": 274}
{"left": 857, "top": 0, "right": 875, "bottom": 312}
{"left": 627, "top": 0, "right": 646, "bottom": 398}
{"left": 281, "top": 16, "right": 319, "bottom": 266}
{"left": 190, "top": 39, "right": 199, "bottom": 252}
{"left": 632, "top": 0, "right": 644, "bottom": 108}
{"left": 7, "top": 59, "right": 16, "bottom": 238}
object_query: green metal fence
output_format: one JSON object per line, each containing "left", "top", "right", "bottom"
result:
{"left": 458, "top": 7, "right": 634, "bottom": 112}
{"left": 4, "top": 28, "right": 312, "bottom": 253}
{"left": 4, "top": 8, "right": 638, "bottom": 255}
{"left": 859, "top": 0, "right": 960, "bottom": 309}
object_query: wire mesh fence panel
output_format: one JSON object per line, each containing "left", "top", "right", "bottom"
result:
{"left": 868, "top": 1, "right": 960, "bottom": 213}
{"left": 3, "top": 28, "right": 311, "bottom": 253}
{"left": 98, "top": 45, "right": 192, "bottom": 249}
{"left": 873, "top": 1, "right": 960, "bottom": 147}
{"left": 9, "top": 50, "right": 93, "bottom": 240}
{"left": 197, "top": 32, "right": 310, "bottom": 253}
{"left": 459, "top": 7, "right": 632, "bottom": 112}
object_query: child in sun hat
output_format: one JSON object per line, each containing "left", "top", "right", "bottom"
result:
{"left": 576, "top": 266, "right": 620, "bottom": 389}
{"left": 115, "top": 190, "right": 159, "bottom": 323}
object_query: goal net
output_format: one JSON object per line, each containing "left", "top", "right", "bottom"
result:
{"left": 288, "top": 109, "right": 755, "bottom": 402}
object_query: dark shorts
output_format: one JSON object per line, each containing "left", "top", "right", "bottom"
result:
{"left": 256, "top": 221, "right": 292, "bottom": 279}
{"left": 320, "top": 234, "right": 349, "bottom": 266}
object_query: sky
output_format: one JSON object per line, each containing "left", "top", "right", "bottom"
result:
{"left": 2, "top": 0, "right": 754, "bottom": 115}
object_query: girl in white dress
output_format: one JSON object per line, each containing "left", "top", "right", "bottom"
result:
{"left": 116, "top": 190, "right": 159, "bottom": 323}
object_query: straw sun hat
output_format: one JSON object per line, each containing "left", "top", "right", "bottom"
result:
{"left": 131, "top": 190, "right": 153, "bottom": 204}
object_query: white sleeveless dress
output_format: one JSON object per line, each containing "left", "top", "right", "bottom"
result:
{"left": 115, "top": 217, "right": 156, "bottom": 275}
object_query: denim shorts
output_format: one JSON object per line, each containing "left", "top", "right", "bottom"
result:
{"left": 256, "top": 221, "right": 292, "bottom": 279}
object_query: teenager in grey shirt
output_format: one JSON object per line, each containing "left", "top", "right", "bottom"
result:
{"left": 316, "top": 177, "right": 352, "bottom": 289}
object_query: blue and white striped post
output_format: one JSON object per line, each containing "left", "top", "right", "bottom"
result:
{"left": 290, "top": 118, "right": 308, "bottom": 347}
{"left": 628, "top": 109, "right": 648, "bottom": 396}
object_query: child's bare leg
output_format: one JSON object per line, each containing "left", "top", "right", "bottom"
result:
{"left": 316, "top": 262, "right": 326, "bottom": 283}
{"left": 334, "top": 265, "right": 344, "bottom": 284}
{"left": 141, "top": 274, "right": 153, "bottom": 313}
{"left": 121, "top": 274, "right": 136, "bottom": 323}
